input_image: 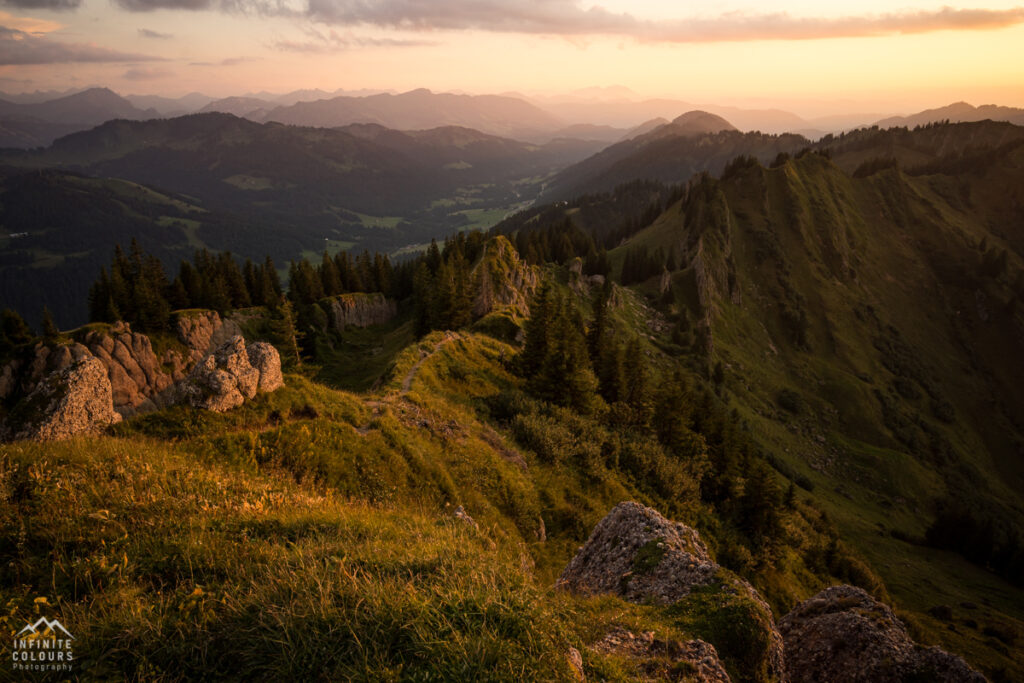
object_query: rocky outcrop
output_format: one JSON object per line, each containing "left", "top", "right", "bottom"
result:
{"left": 81, "top": 322, "right": 177, "bottom": 415}
{"left": 1, "top": 313, "right": 285, "bottom": 441}
{"left": 174, "top": 310, "right": 244, "bottom": 363}
{"left": 180, "top": 336, "right": 266, "bottom": 413}
{"left": 3, "top": 357, "right": 121, "bottom": 441}
{"left": 780, "top": 585, "right": 987, "bottom": 683}
{"left": 327, "top": 293, "right": 397, "bottom": 331}
{"left": 591, "top": 627, "right": 731, "bottom": 683}
{"left": 247, "top": 342, "right": 283, "bottom": 392}
{"left": 558, "top": 502, "right": 786, "bottom": 682}
{"left": 473, "top": 235, "right": 539, "bottom": 318}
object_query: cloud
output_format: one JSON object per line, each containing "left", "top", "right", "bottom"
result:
{"left": 0, "top": 10, "right": 61, "bottom": 33}
{"left": 272, "top": 27, "right": 434, "bottom": 52}
{"left": 188, "top": 55, "right": 254, "bottom": 65}
{"left": 0, "top": 0, "right": 81, "bottom": 11}
{"left": 122, "top": 66, "right": 173, "bottom": 79}
{"left": 138, "top": 28, "right": 172, "bottom": 39}
{"left": 251, "top": 1, "right": 1024, "bottom": 43}
{"left": 0, "top": 25, "right": 163, "bottom": 64}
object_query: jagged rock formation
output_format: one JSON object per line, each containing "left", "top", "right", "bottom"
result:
{"left": 2, "top": 357, "right": 121, "bottom": 441}
{"left": 558, "top": 502, "right": 786, "bottom": 681}
{"left": 472, "top": 235, "right": 539, "bottom": 318}
{"left": 326, "top": 293, "right": 397, "bottom": 331}
{"left": 780, "top": 585, "right": 987, "bottom": 683}
{"left": 174, "top": 310, "right": 244, "bottom": 363}
{"left": 81, "top": 322, "right": 177, "bottom": 415}
{"left": 181, "top": 336, "right": 271, "bottom": 413}
{"left": 591, "top": 627, "right": 731, "bottom": 683}
{"left": 1, "top": 311, "right": 285, "bottom": 440}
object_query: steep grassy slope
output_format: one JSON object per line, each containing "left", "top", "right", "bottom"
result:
{"left": 611, "top": 148, "right": 1024, "bottom": 679}
{"left": 3, "top": 325, "right": 878, "bottom": 681}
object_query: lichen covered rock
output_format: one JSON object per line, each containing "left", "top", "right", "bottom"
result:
{"left": 181, "top": 335, "right": 282, "bottom": 412}
{"left": 247, "top": 342, "right": 284, "bottom": 392}
{"left": 4, "top": 357, "right": 121, "bottom": 441}
{"left": 557, "top": 501, "right": 718, "bottom": 603}
{"left": 591, "top": 627, "right": 731, "bottom": 683}
{"left": 780, "top": 585, "right": 986, "bottom": 683}
{"left": 558, "top": 502, "right": 786, "bottom": 682}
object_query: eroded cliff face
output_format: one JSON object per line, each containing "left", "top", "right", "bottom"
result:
{"left": 326, "top": 293, "right": 397, "bottom": 332}
{"left": 0, "top": 310, "right": 281, "bottom": 441}
{"left": 472, "top": 235, "right": 539, "bottom": 319}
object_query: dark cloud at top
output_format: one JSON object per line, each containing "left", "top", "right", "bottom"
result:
{"left": 293, "top": 1, "right": 1024, "bottom": 42}
{"left": 0, "top": 25, "right": 163, "bottom": 64}
{"left": 31, "top": 0, "right": 1024, "bottom": 44}
{"left": 0, "top": 0, "right": 82, "bottom": 11}
{"left": 138, "top": 28, "right": 174, "bottom": 39}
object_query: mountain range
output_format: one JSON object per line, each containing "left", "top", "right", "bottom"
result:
{"left": 5, "top": 85, "right": 1024, "bottom": 151}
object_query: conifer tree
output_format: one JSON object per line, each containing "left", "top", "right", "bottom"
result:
{"left": 41, "top": 306, "right": 59, "bottom": 338}
{"left": 518, "top": 279, "right": 554, "bottom": 379}
{"left": 0, "top": 308, "right": 34, "bottom": 353}
{"left": 321, "top": 251, "right": 343, "bottom": 297}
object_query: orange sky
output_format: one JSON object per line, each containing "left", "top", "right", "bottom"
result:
{"left": 1, "top": 1, "right": 1023, "bottom": 117}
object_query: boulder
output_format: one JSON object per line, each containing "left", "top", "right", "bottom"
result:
{"left": 779, "top": 585, "right": 987, "bottom": 683}
{"left": 558, "top": 502, "right": 786, "bottom": 682}
{"left": 180, "top": 336, "right": 281, "bottom": 412}
{"left": 247, "top": 342, "right": 284, "bottom": 392}
{"left": 591, "top": 627, "right": 731, "bottom": 683}
{"left": 557, "top": 501, "right": 718, "bottom": 603}
{"left": 3, "top": 357, "right": 121, "bottom": 441}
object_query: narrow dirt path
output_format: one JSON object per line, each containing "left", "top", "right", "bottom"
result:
{"left": 401, "top": 332, "right": 457, "bottom": 394}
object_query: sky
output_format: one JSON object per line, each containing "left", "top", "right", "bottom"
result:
{"left": 1, "top": 0, "right": 1023, "bottom": 116}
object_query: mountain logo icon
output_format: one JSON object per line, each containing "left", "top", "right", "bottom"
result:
{"left": 15, "top": 617, "right": 74, "bottom": 640}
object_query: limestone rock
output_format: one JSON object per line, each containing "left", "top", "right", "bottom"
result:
{"left": 780, "top": 585, "right": 987, "bottom": 683}
{"left": 591, "top": 627, "right": 731, "bottom": 683}
{"left": 558, "top": 502, "right": 786, "bottom": 682}
{"left": 83, "top": 322, "right": 175, "bottom": 415}
{"left": 327, "top": 293, "right": 397, "bottom": 331}
{"left": 557, "top": 501, "right": 718, "bottom": 604}
{"left": 247, "top": 342, "right": 284, "bottom": 392}
{"left": 4, "top": 357, "right": 121, "bottom": 441}
{"left": 473, "top": 235, "right": 539, "bottom": 318}
{"left": 174, "top": 310, "right": 243, "bottom": 363}
{"left": 181, "top": 336, "right": 259, "bottom": 412}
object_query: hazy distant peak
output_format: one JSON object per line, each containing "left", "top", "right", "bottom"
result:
{"left": 667, "top": 110, "right": 737, "bottom": 135}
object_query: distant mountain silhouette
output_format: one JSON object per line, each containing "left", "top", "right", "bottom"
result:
{"left": 0, "top": 88, "right": 158, "bottom": 148}
{"left": 259, "top": 89, "right": 563, "bottom": 142}
{"left": 874, "top": 101, "right": 1024, "bottom": 129}
{"left": 200, "top": 96, "right": 272, "bottom": 118}
{"left": 542, "top": 111, "right": 803, "bottom": 200}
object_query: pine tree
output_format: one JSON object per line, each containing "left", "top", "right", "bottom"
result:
{"left": 518, "top": 280, "right": 555, "bottom": 379}
{"left": 321, "top": 251, "right": 343, "bottom": 297}
{"left": 622, "top": 336, "right": 652, "bottom": 425}
{"left": 1, "top": 308, "right": 34, "bottom": 352}
{"left": 412, "top": 262, "right": 435, "bottom": 338}
{"left": 41, "top": 306, "right": 59, "bottom": 338}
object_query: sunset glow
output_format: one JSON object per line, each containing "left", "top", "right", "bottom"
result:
{"left": 1, "top": 0, "right": 1023, "bottom": 117}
